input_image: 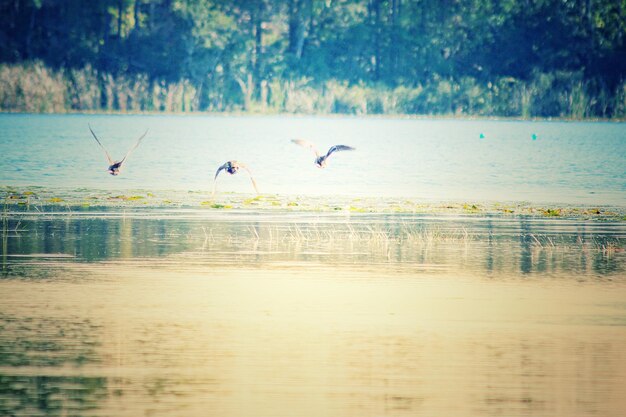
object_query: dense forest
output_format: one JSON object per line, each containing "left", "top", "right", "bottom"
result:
{"left": 1, "top": 0, "right": 625, "bottom": 118}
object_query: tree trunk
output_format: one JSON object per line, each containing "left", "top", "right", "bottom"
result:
{"left": 288, "top": 0, "right": 307, "bottom": 59}
{"left": 117, "top": 0, "right": 123, "bottom": 36}
{"left": 25, "top": 6, "right": 37, "bottom": 60}
{"left": 389, "top": 0, "right": 400, "bottom": 81}
{"left": 288, "top": 0, "right": 299, "bottom": 55}
{"left": 372, "top": 0, "right": 381, "bottom": 81}
{"left": 133, "top": 0, "right": 140, "bottom": 30}
{"left": 235, "top": 74, "right": 253, "bottom": 111}
{"left": 253, "top": 2, "right": 264, "bottom": 100}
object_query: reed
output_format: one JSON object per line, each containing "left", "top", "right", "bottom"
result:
{"left": 0, "top": 62, "right": 66, "bottom": 112}
{"left": 529, "top": 233, "right": 624, "bottom": 257}
{"left": 2, "top": 199, "right": 8, "bottom": 239}
{"left": 2, "top": 62, "right": 623, "bottom": 118}
{"left": 241, "top": 223, "right": 474, "bottom": 247}
{"left": 1, "top": 200, "right": 6, "bottom": 275}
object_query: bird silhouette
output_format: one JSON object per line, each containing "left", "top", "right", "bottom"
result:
{"left": 213, "top": 160, "right": 259, "bottom": 196}
{"left": 89, "top": 125, "right": 148, "bottom": 176}
{"left": 291, "top": 139, "right": 355, "bottom": 168}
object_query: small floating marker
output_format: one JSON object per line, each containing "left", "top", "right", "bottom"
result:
{"left": 531, "top": 133, "right": 537, "bottom": 140}
{"left": 479, "top": 133, "right": 485, "bottom": 139}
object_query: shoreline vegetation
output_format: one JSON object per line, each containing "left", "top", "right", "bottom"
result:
{"left": 3, "top": 186, "right": 625, "bottom": 221}
{"left": 1, "top": 61, "right": 625, "bottom": 120}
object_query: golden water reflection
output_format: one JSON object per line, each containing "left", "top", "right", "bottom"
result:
{"left": 1, "top": 212, "right": 625, "bottom": 416}
{"left": 1, "top": 265, "right": 626, "bottom": 416}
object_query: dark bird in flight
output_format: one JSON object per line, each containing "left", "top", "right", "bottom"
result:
{"left": 291, "top": 139, "right": 355, "bottom": 168}
{"left": 213, "top": 160, "right": 259, "bottom": 196}
{"left": 89, "top": 124, "right": 148, "bottom": 176}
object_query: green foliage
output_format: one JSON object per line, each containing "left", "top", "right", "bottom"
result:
{"left": 0, "top": 0, "right": 624, "bottom": 118}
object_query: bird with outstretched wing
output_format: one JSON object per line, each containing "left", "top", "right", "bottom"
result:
{"left": 213, "top": 160, "right": 259, "bottom": 196}
{"left": 291, "top": 139, "right": 355, "bottom": 168}
{"left": 89, "top": 124, "right": 148, "bottom": 176}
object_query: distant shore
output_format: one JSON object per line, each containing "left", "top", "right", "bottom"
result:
{"left": 1, "top": 110, "right": 624, "bottom": 123}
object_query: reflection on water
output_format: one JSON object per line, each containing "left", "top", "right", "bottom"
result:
{"left": 0, "top": 374, "right": 107, "bottom": 416}
{"left": 1, "top": 210, "right": 626, "bottom": 416}
{"left": 2, "top": 209, "right": 624, "bottom": 278}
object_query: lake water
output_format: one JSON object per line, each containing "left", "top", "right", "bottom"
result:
{"left": 1, "top": 114, "right": 625, "bottom": 204}
{"left": 1, "top": 208, "right": 626, "bottom": 416}
{"left": 1, "top": 114, "right": 626, "bottom": 416}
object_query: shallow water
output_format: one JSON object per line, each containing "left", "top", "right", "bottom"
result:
{"left": 1, "top": 114, "right": 625, "bottom": 204}
{"left": 1, "top": 211, "right": 626, "bottom": 416}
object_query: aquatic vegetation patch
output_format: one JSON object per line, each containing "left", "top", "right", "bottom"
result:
{"left": 497, "top": 206, "right": 515, "bottom": 214}
{"left": 108, "top": 195, "right": 145, "bottom": 201}
{"left": 243, "top": 198, "right": 260, "bottom": 205}
{"left": 1, "top": 186, "right": 624, "bottom": 220}
{"left": 463, "top": 203, "right": 480, "bottom": 212}
{"left": 543, "top": 208, "right": 562, "bottom": 217}
{"left": 203, "top": 202, "right": 233, "bottom": 209}
{"left": 201, "top": 201, "right": 234, "bottom": 208}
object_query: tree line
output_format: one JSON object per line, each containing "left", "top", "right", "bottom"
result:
{"left": 1, "top": 0, "right": 625, "bottom": 118}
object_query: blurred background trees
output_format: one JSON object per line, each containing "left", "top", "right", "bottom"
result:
{"left": 0, "top": 0, "right": 624, "bottom": 117}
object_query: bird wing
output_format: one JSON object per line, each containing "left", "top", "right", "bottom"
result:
{"left": 88, "top": 124, "right": 113, "bottom": 165}
{"left": 214, "top": 162, "right": 229, "bottom": 181}
{"left": 239, "top": 163, "right": 260, "bottom": 194}
{"left": 325, "top": 145, "right": 356, "bottom": 159}
{"left": 291, "top": 139, "right": 320, "bottom": 157}
{"left": 212, "top": 162, "right": 229, "bottom": 196}
{"left": 119, "top": 129, "right": 149, "bottom": 165}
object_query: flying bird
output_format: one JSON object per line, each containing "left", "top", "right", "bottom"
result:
{"left": 213, "top": 160, "right": 259, "bottom": 196}
{"left": 291, "top": 139, "right": 355, "bottom": 168}
{"left": 89, "top": 124, "right": 148, "bottom": 176}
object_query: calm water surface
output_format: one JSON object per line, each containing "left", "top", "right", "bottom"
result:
{"left": 1, "top": 114, "right": 625, "bottom": 416}
{"left": 1, "top": 210, "right": 626, "bottom": 416}
{"left": 1, "top": 114, "right": 625, "bottom": 204}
